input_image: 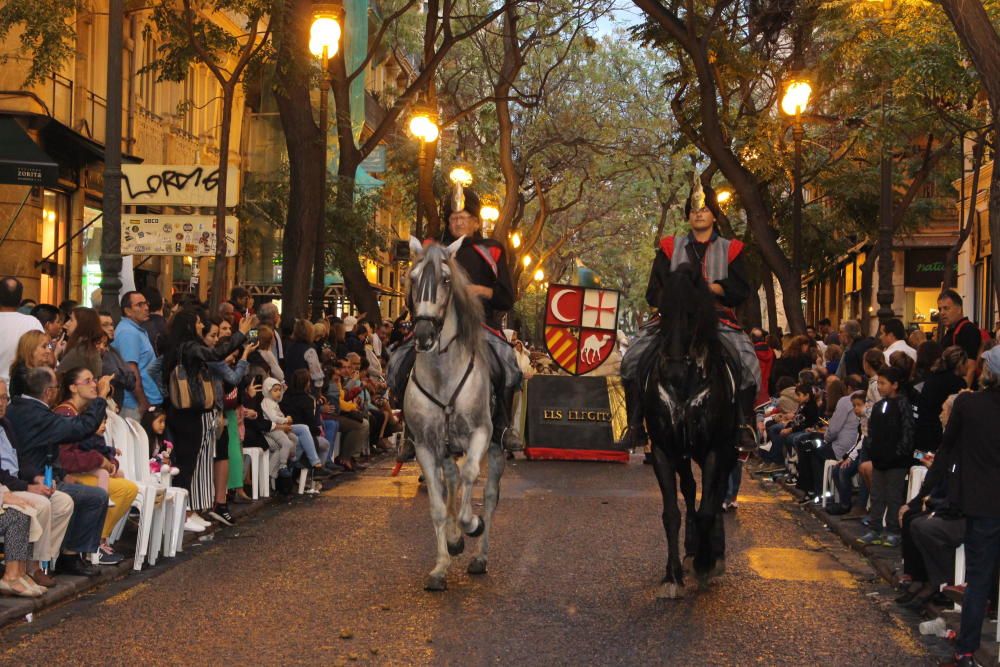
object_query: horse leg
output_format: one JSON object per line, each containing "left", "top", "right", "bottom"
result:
{"left": 650, "top": 445, "right": 684, "bottom": 599}
{"left": 694, "top": 448, "right": 728, "bottom": 588}
{"left": 469, "top": 439, "right": 504, "bottom": 575}
{"left": 678, "top": 458, "right": 698, "bottom": 573}
{"left": 415, "top": 447, "right": 451, "bottom": 591}
{"left": 441, "top": 455, "right": 464, "bottom": 556}
{"left": 457, "top": 427, "right": 491, "bottom": 537}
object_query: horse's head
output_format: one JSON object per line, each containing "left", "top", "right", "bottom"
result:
{"left": 406, "top": 236, "right": 484, "bottom": 354}
{"left": 657, "top": 261, "right": 719, "bottom": 365}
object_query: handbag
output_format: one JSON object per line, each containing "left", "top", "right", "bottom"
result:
{"left": 169, "top": 362, "right": 216, "bottom": 410}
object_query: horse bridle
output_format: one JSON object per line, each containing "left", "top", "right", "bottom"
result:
{"left": 411, "top": 256, "right": 458, "bottom": 355}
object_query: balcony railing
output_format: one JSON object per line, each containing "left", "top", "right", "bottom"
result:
{"left": 84, "top": 89, "right": 107, "bottom": 143}
{"left": 45, "top": 72, "right": 74, "bottom": 125}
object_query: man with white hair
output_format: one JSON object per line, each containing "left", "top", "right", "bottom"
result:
{"left": 257, "top": 302, "right": 283, "bottom": 362}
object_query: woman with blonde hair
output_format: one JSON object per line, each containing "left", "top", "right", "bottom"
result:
{"left": 283, "top": 319, "right": 323, "bottom": 389}
{"left": 9, "top": 331, "right": 54, "bottom": 397}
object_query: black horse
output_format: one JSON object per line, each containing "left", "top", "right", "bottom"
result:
{"left": 643, "top": 262, "right": 739, "bottom": 598}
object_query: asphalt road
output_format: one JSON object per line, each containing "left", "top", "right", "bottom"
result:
{"left": 0, "top": 456, "right": 949, "bottom": 665}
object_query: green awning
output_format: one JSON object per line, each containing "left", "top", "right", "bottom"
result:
{"left": 0, "top": 117, "right": 58, "bottom": 187}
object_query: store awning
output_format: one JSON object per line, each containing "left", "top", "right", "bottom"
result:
{"left": 40, "top": 118, "right": 143, "bottom": 167}
{"left": 0, "top": 116, "right": 58, "bottom": 187}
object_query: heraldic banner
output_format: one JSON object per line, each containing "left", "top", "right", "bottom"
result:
{"left": 543, "top": 284, "right": 620, "bottom": 375}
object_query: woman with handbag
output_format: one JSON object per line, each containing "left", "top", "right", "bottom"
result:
{"left": 161, "top": 309, "right": 254, "bottom": 531}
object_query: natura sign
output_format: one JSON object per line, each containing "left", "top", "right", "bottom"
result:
{"left": 122, "top": 164, "right": 238, "bottom": 207}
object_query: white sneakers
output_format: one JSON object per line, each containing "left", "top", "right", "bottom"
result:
{"left": 183, "top": 513, "right": 212, "bottom": 532}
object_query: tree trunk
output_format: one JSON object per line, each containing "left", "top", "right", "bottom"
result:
{"left": 208, "top": 86, "right": 235, "bottom": 312}
{"left": 943, "top": 135, "right": 984, "bottom": 292}
{"left": 860, "top": 244, "right": 877, "bottom": 336}
{"left": 763, "top": 270, "right": 778, "bottom": 334}
{"left": 274, "top": 0, "right": 323, "bottom": 320}
{"left": 333, "top": 159, "right": 383, "bottom": 323}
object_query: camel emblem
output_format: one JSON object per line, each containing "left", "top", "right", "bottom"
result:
{"left": 580, "top": 333, "right": 611, "bottom": 365}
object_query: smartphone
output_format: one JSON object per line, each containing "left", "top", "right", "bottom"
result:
{"left": 247, "top": 328, "right": 259, "bottom": 344}
{"left": 914, "top": 450, "right": 926, "bottom": 461}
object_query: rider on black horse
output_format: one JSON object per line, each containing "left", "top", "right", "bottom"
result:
{"left": 388, "top": 185, "right": 525, "bottom": 452}
{"left": 618, "top": 179, "right": 760, "bottom": 452}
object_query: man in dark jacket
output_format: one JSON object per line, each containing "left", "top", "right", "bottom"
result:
{"left": 837, "top": 319, "right": 877, "bottom": 379}
{"left": 939, "top": 348, "right": 1000, "bottom": 666}
{"left": 938, "top": 289, "right": 984, "bottom": 363}
{"left": 5, "top": 368, "right": 111, "bottom": 575}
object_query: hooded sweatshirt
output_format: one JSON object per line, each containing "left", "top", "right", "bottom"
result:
{"left": 261, "top": 377, "right": 291, "bottom": 426}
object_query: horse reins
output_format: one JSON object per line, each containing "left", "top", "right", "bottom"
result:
{"left": 412, "top": 354, "right": 476, "bottom": 451}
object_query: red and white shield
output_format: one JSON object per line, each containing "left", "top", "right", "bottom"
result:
{"left": 543, "top": 284, "right": 620, "bottom": 375}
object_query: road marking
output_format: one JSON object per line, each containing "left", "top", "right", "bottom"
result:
{"left": 745, "top": 547, "right": 856, "bottom": 588}
{"left": 324, "top": 474, "right": 421, "bottom": 498}
{"left": 103, "top": 581, "right": 150, "bottom": 606}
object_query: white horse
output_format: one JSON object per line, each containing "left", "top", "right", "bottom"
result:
{"left": 404, "top": 236, "right": 504, "bottom": 591}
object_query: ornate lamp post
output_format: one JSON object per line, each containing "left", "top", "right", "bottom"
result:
{"left": 99, "top": 0, "right": 124, "bottom": 319}
{"left": 409, "top": 106, "right": 439, "bottom": 239}
{"left": 781, "top": 78, "right": 812, "bottom": 281}
{"left": 308, "top": 5, "right": 343, "bottom": 319}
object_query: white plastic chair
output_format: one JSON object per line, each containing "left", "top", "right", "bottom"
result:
{"left": 906, "top": 465, "right": 927, "bottom": 503}
{"left": 102, "top": 413, "right": 164, "bottom": 570}
{"left": 242, "top": 447, "right": 270, "bottom": 500}
{"left": 821, "top": 459, "right": 839, "bottom": 508}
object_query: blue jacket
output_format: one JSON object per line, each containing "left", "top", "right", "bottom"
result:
{"left": 6, "top": 395, "right": 107, "bottom": 480}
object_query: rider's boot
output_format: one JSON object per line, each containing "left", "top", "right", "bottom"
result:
{"left": 736, "top": 386, "right": 759, "bottom": 453}
{"left": 614, "top": 379, "right": 648, "bottom": 450}
{"left": 494, "top": 384, "right": 524, "bottom": 452}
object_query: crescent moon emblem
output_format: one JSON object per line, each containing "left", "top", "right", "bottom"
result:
{"left": 551, "top": 289, "right": 576, "bottom": 323}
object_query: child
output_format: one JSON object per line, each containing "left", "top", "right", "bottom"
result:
{"left": 260, "top": 378, "right": 297, "bottom": 475}
{"left": 858, "top": 367, "right": 914, "bottom": 547}
{"left": 64, "top": 419, "right": 121, "bottom": 506}
{"left": 764, "top": 383, "right": 818, "bottom": 470}
{"left": 827, "top": 391, "right": 869, "bottom": 515}
{"left": 142, "top": 408, "right": 178, "bottom": 477}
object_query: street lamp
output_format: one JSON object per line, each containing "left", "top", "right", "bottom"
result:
{"left": 448, "top": 166, "right": 473, "bottom": 187}
{"left": 480, "top": 204, "right": 500, "bottom": 235}
{"left": 409, "top": 104, "right": 439, "bottom": 238}
{"left": 865, "top": 0, "right": 896, "bottom": 324}
{"left": 716, "top": 189, "right": 733, "bottom": 205}
{"left": 309, "top": 4, "right": 343, "bottom": 319}
{"left": 510, "top": 231, "right": 522, "bottom": 249}
{"left": 533, "top": 268, "right": 545, "bottom": 282}
{"left": 522, "top": 254, "right": 533, "bottom": 268}
{"left": 781, "top": 78, "right": 812, "bottom": 281}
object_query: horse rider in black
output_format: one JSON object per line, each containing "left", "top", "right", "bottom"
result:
{"left": 618, "top": 180, "right": 760, "bottom": 451}
{"left": 388, "top": 187, "right": 525, "bottom": 452}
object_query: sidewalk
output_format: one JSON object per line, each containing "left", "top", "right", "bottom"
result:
{"left": 0, "top": 458, "right": 386, "bottom": 630}
{"left": 749, "top": 462, "right": 999, "bottom": 666}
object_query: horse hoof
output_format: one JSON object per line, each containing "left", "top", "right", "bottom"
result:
{"left": 465, "top": 515, "right": 485, "bottom": 538}
{"left": 447, "top": 537, "right": 465, "bottom": 556}
{"left": 656, "top": 582, "right": 684, "bottom": 600}
{"left": 467, "top": 557, "right": 488, "bottom": 576}
{"left": 424, "top": 575, "right": 447, "bottom": 592}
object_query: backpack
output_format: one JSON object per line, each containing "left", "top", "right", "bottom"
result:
{"left": 168, "top": 362, "right": 216, "bottom": 410}
{"left": 953, "top": 319, "right": 991, "bottom": 346}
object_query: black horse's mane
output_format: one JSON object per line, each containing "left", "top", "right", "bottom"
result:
{"left": 657, "top": 262, "right": 720, "bottom": 353}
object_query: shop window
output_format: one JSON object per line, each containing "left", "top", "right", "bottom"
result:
{"left": 39, "top": 191, "right": 71, "bottom": 305}
{"left": 81, "top": 205, "right": 103, "bottom": 307}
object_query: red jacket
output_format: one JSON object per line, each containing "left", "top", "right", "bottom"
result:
{"left": 754, "top": 343, "right": 776, "bottom": 407}
{"left": 52, "top": 403, "right": 118, "bottom": 475}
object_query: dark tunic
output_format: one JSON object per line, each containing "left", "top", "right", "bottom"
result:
{"left": 442, "top": 233, "right": 515, "bottom": 330}
{"left": 644, "top": 236, "right": 751, "bottom": 311}
{"left": 942, "top": 317, "right": 984, "bottom": 362}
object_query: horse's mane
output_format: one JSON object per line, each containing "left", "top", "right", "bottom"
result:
{"left": 657, "top": 262, "right": 719, "bottom": 349}
{"left": 409, "top": 242, "right": 485, "bottom": 355}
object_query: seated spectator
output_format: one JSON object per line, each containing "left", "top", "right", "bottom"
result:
{"left": 823, "top": 375, "right": 847, "bottom": 419}
{"left": 858, "top": 367, "right": 915, "bottom": 548}
{"left": 6, "top": 367, "right": 116, "bottom": 574}
{"left": 764, "top": 383, "right": 819, "bottom": 472}
{"left": 824, "top": 344, "right": 842, "bottom": 377}
{"left": 328, "top": 359, "right": 368, "bottom": 472}
{"left": 242, "top": 375, "right": 294, "bottom": 484}
{"left": 769, "top": 335, "right": 812, "bottom": 396}
{"left": 0, "top": 485, "right": 41, "bottom": 597}
{"left": 774, "top": 376, "right": 798, "bottom": 414}
{"left": 938, "top": 347, "right": 1000, "bottom": 665}
{"left": 828, "top": 391, "right": 869, "bottom": 515}
{"left": 797, "top": 376, "right": 865, "bottom": 501}
{"left": 52, "top": 367, "right": 139, "bottom": 564}
{"left": 0, "top": 378, "right": 75, "bottom": 589}
{"left": 9, "top": 330, "right": 55, "bottom": 397}
{"left": 280, "top": 369, "right": 331, "bottom": 477}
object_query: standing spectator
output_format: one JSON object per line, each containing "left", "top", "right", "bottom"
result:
{"left": 329, "top": 317, "right": 349, "bottom": 359}
{"left": 257, "top": 302, "right": 283, "bottom": 363}
{"left": 161, "top": 309, "right": 252, "bottom": 529}
{"left": 140, "top": 287, "right": 168, "bottom": 354}
{"left": 113, "top": 291, "right": 163, "bottom": 420}
{"left": 914, "top": 340, "right": 943, "bottom": 384}
{"left": 880, "top": 318, "right": 917, "bottom": 364}
{"left": 30, "top": 304, "right": 64, "bottom": 342}
{"left": 751, "top": 328, "right": 775, "bottom": 406}
{"left": 837, "top": 319, "right": 878, "bottom": 379}
{"left": 98, "top": 311, "right": 136, "bottom": 406}
{"left": 940, "top": 347, "right": 1000, "bottom": 666}
{"left": 58, "top": 308, "right": 104, "bottom": 378}
{"left": 228, "top": 287, "right": 252, "bottom": 327}
{"left": 858, "top": 367, "right": 915, "bottom": 547}
{"left": 0, "top": 278, "right": 43, "bottom": 384}
{"left": 938, "top": 289, "right": 984, "bottom": 363}
{"left": 0, "top": 378, "right": 75, "bottom": 589}
{"left": 281, "top": 319, "right": 323, "bottom": 388}
{"left": 8, "top": 331, "right": 55, "bottom": 397}
{"left": 343, "top": 314, "right": 365, "bottom": 356}
{"left": 914, "top": 346, "right": 967, "bottom": 454}
{"left": 247, "top": 325, "right": 284, "bottom": 381}
{"left": 52, "top": 368, "right": 139, "bottom": 564}
{"left": 7, "top": 367, "right": 112, "bottom": 575}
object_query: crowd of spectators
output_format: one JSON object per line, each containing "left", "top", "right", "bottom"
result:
{"left": 748, "top": 290, "right": 1000, "bottom": 665}
{"left": 0, "top": 276, "right": 404, "bottom": 598}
